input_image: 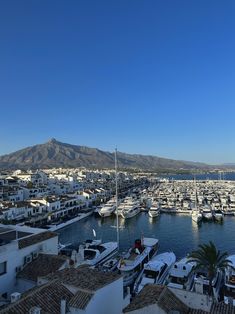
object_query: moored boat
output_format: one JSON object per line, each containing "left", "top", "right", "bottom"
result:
{"left": 224, "top": 255, "right": 235, "bottom": 305}
{"left": 148, "top": 202, "right": 160, "bottom": 218}
{"left": 117, "top": 237, "right": 159, "bottom": 287}
{"left": 191, "top": 268, "right": 223, "bottom": 301}
{"left": 98, "top": 198, "right": 117, "bottom": 217}
{"left": 213, "top": 208, "right": 223, "bottom": 221}
{"left": 134, "top": 251, "right": 176, "bottom": 293}
{"left": 191, "top": 209, "right": 202, "bottom": 223}
{"left": 121, "top": 200, "right": 141, "bottom": 219}
{"left": 165, "top": 257, "right": 195, "bottom": 290}
{"left": 201, "top": 205, "right": 213, "bottom": 220}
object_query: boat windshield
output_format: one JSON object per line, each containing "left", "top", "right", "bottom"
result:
{"left": 88, "top": 245, "right": 106, "bottom": 253}
{"left": 144, "top": 269, "right": 159, "bottom": 279}
{"left": 84, "top": 249, "right": 97, "bottom": 260}
{"left": 169, "top": 275, "right": 187, "bottom": 285}
{"left": 224, "top": 286, "right": 235, "bottom": 298}
{"left": 203, "top": 283, "right": 210, "bottom": 295}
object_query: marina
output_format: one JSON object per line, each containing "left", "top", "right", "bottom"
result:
{"left": 59, "top": 211, "right": 235, "bottom": 259}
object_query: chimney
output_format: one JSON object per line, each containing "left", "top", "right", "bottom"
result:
{"left": 29, "top": 307, "right": 41, "bottom": 314}
{"left": 60, "top": 299, "right": 66, "bottom": 314}
{"left": 10, "top": 292, "right": 21, "bottom": 303}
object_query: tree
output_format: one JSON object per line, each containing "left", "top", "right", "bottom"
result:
{"left": 187, "top": 241, "right": 231, "bottom": 297}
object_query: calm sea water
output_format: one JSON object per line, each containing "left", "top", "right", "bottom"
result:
{"left": 59, "top": 213, "right": 235, "bottom": 258}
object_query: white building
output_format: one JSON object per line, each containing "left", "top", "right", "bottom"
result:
{"left": 1, "top": 267, "right": 125, "bottom": 314}
{"left": 0, "top": 224, "right": 58, "bottom": 301}
{"left": 16, "top": 253, "right": 68, "bottom": 293}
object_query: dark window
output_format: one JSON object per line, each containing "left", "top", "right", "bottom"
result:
{"left": 0, "top": 262, "right": 7, "bottom": 276}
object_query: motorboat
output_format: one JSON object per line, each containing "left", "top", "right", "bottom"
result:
{"left": 134, "top": 252, "right": 176, "bottom": 293}
{"left": 224, "top": 255, "right": 235, "bottom": 305}
{"left": 201, "top": 205, "right": 213, "bottom": 220}
{"left": 148, "top": 202, "right": 160, "bottom": 218}
{"left": 58, "top": 241, "right": 72, "bottom": 253}
{"left": 121, "top": 199, "right": 141, "bottom": 219}
{"left": 212, "top": 208, "right": 223, "bottom": 221}
{"left": 165, "top": 257, "right": 195, "bottom": 290}
{"left": 98, "top": 199, "right": 117, "bottom": 217}
{"left": 191, "top": 208, "right": 202, "bottom": 223}
{"left": 117, "top": 237, "right": 159, "bottom": 287}
{"left": 191, "top": 268, "right": 223, "bottom": 301}
{"left": 61, "top": 239, "right": 118, "bottom": 267}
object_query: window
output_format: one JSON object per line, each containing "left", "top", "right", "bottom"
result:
{"left": 0, "top": 262, "right": 7, "bottom": 276}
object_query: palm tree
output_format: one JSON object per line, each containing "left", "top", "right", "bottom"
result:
{"left": 187, "top": 241, "right": 231, "bottom": 297}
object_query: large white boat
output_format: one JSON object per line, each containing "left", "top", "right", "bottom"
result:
{"left": 148, "top": 202, "right": 160, "bottom": 218}
{"left": 74, "top": 239, "right": 118, "bottom": 266}
{"left": 201, "top": 205, "right": 213, "bottom": 220}
{"left": 212, "top": 208, "right": 223, "bottom": 221}
{"left": 134, "top": 252, "right": 176, "bottom": 293}
{"left": 165, "top": 257, "right": 195, "bottom": 290}
{"left": 191, "top": 181, "right": 202, "bottom": 224}
{"left": 98, "top": 199, "right": 117, "bottom": 217}
{"left": 117, "top": 237, "right": 159, "bottom": 287}
{"left": 121, "top": 199, "right": 141, "bottom": 219}
{"left": 191, "top": 207, "right": 202, "bottom": 224}
{"left": 224, "top": 255, "right": 235, "bottom": 305}
{"left": 191, "top": 268, "right": 223, "bottom": 301}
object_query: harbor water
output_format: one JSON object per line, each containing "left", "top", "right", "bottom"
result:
{"left": 59, "top": 212, "right": 235, "bottom": 258}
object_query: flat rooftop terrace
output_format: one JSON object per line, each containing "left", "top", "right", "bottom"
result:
{"left": 0, "top": 226, "right": 32, "bottom": 245}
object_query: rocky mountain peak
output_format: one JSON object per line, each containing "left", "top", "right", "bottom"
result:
{"left": 47, "top": 138, "right": 58, "bottom": 144}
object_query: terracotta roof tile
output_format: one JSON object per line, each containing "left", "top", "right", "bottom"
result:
{"left": 123, "top": 284, "right": 164, "bottom": 312}
{"left": 0, "top": 280, "right": 73, "bottom": 314}
{"left": 68, "top": 290, "right": 93, "bottom": 309}
{"left": 43, "top": 266, "right": 122, "bottom": 291}
{"left": 17, "top": 253, "right": 67, "bottom": 282}
{"left": 158, "top": 286, "right": 189, "bottom": 314}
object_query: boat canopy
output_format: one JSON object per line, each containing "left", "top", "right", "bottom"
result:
{"left": 143, "top": 237, "right": 159, "bottom": 247}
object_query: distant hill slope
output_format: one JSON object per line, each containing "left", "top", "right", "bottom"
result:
{"left": 0, "top": 138, "right": 209, "bottom": 170}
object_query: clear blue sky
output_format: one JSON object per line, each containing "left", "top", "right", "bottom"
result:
{"left": 0, "top": 0, "right": 234, "bottom": 164}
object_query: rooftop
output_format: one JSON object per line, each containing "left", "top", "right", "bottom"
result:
{"left": 17, "top": 253, "right": 67, "bottom": 282}
{"left": 68, "top": 290, "right": 93, "bottom": 310}
{"left": 0, "top": 280, "right": 73, "bottom": 314}
{"left": 18, "top": 231, "right": 57, "bottom": 249}
{"left": 124, "top": 284, "right": 235, "bottom": 314}
{"left": 42, "top": 266, "right": 122, "bottom": 292}
{"left": 0, "top": 226, "right": 32, "bottom": 246}
{"left": 123, "top": 285, "right": 164, "bottom": 313}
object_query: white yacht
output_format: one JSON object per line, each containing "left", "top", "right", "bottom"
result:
{"left": 121, "top": 199, "right": 140, "bottom": 219}
{"left": 117, "top": 237, "right": 159, "bottom": 287}
{"left": 212, "top": 208, "right": 223, "bottom": 221}
{"left": 191, "top": 202, "right": 202, "bottom": 223}
{"left": 134, "top": 252, "right": 176, "bottom": 293}
{"left": 148, "top": 202, "right": 160, "bottom": 218}
{"left": 191, "top": 209, "right": 202, "bottom": 223}
{"left": 201, "top": 205, "right": 213, "bottom": 220}
{"left": 165, "top": 257, "right": 195, "bottom": 290}
{"left": 98, "top": 199, "right": 117, "bottom": 217}
{"left": 191, "top": 268, "right": 223, "bottom": 301}
{"left": 224, "top": 255, "right": 235, "bottom": 305}
{"left": 75, "top": 239, "right": 118, "bottom": 266}
{"left": 191, "top": 181, "right": 202, "bottom": 223}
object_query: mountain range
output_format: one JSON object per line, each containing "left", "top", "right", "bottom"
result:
{"left": 0, "top": 138, "right": 212, "bottom": 171}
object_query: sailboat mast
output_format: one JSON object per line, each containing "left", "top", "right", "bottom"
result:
{"left": 115, "top": 148, "right": 119, "bottom": 251}
{"left": 194, "top": 177, "right": 197, "bottom": 209}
